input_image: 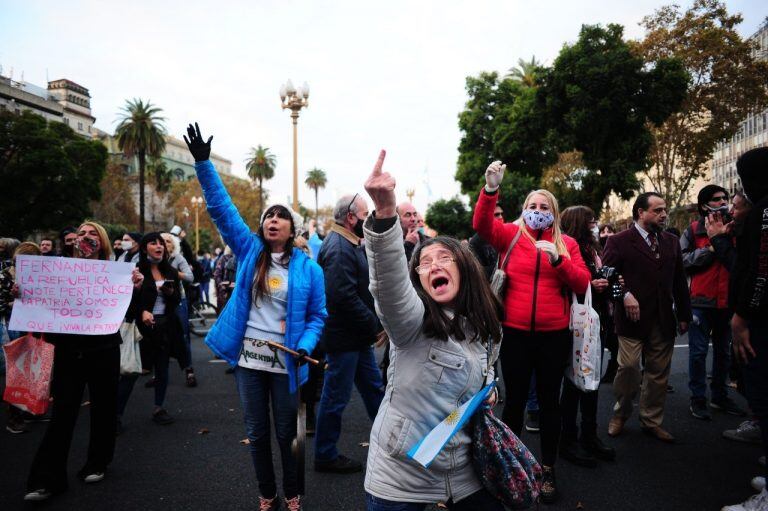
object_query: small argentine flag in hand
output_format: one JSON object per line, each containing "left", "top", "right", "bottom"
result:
{"left": 407, "top": 382, "right": 496, "bottom": 468}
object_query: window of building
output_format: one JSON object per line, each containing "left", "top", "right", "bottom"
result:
{"left": 78, "top": 122, "right": 83, "bottom": 131}
{"left": 64, "top": 118, "right": 69, "bottom": 125}
{"left": 88, "top": 125, "right": 91, "bottom": 133}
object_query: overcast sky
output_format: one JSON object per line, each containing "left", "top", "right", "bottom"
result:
{"left": 1, "top": 0, "right": 764, "bottom": 216}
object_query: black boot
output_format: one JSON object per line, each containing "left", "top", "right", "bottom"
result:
{"left": 559, "top": 433, "right": 597, "bottom": 468}
{"left": 581, "top": 432, "right": 616, "bottom": 461}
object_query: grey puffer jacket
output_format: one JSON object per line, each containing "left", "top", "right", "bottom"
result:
{"left": 363, "top": 217, "right": 499, "bottom": 504}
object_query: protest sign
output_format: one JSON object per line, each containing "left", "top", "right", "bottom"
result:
{"left": 9, "top": 255, "right": 134, "bottom": 335}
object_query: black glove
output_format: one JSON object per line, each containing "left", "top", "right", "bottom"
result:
{"left": 296, "top": 349, "right": 309, "bottom": 366}
{"left": 183, "top": 122, "right": 213, "bottom": 162}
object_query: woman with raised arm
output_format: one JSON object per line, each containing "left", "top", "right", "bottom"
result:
{"left": 362, "top": 150, "right": 504, "bottom": 511}
{"left": 183, "top": 123, "right": 326, "bottom": 511}
{"left": 472, "top": 161, "right": 590, "bottom": 503}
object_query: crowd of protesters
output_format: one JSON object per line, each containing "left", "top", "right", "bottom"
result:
{"left": 1, "top": 123, "right": 766, "bottom": 511}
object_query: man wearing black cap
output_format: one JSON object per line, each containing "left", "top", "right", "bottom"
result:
{"left": 722, "top": 147, "right": 768, "bottom": 510}
{"left": 681, "top": 185, "right": 745, "bottom": 420}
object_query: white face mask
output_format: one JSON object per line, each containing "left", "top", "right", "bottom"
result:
{"left": 591, "top": 225, "right": 600, "bottom": 240}
{"left": 120, "top": 240, "right": 133, "bottom": 251}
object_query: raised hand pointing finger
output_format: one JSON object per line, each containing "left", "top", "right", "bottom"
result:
{"left": 365, "top": 149, "right": 396, "bottom": 218}
{"left": 372, "top": 149, "right": 386, "bottom": 175}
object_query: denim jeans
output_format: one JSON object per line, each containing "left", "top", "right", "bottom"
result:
{"left": 365, "top": 489, "right": 504, "bottom": 511}
{"left": 688, "top": 307, "right": 732, "bottom": 402}
{"left": 744, "top": 319, "right": 768, "bottom": 478}
{"left": 235, "top": 366, "right": 299, "bottom": 499}
{"left": 315, "top": 347, "right": 384, "bottom": 462}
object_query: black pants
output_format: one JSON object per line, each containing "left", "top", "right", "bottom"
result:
{"left": 560, "top": 377, "right": 599, "bottom": 437}
{"left": 745, "top": 319, "right": 768, "bottom": 479}
{"left": 27, "top": 345, "right": 120, "bottom": 492}
{"left": 500, "top": 327, "right": 570, "bottom": 466}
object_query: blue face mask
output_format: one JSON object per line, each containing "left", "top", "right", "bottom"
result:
{"left": 523, "top": 209, "right": 554, "bottom": 230}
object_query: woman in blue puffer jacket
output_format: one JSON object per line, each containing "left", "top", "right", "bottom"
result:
{"left": 184, "top": 123, "right": 327, "bottom": 511}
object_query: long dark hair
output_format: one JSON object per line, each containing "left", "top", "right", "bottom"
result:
{"left": 253, "top": 205, "right": 296, "bottom": 304}
{"left": 560, "top": 206, "right": 600, "bottom": 265}
{"left": 409, "top": 237, "right": 503, "bottom": 344}
{"left": 138, "top": 232, "right": 175, "bottom": 278}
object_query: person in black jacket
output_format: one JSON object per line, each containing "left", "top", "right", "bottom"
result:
{"left": 135, "top": 232, "right": 184, "bottom": 426}
{"left": 723, "top": 147, "right": 768, "bottom": 509}
{"left": 25, "top": 221, "right": 144, "bottom": 502}
{"left": 314, "top": 193, "right": 385, "bottom": 474}
{"left": 469, "top": 205, "right": 504, "bottom": 281}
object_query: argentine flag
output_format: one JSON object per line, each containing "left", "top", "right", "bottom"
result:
{"left": 407, "top": 382, "right": 496, "bottom": 468}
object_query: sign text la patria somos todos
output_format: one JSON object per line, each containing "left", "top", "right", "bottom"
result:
{"left": 9, "top": 255, "right": 134, "bottom": 335}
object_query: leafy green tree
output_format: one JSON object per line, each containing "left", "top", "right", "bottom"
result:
{"left": 456, "top": 72, "right": 557, "bottom": 214}
{"left": 304, "top": 167, "right": 327, "bottom": 221}
{"left": 0, "top": 111, "right": 107, "bottom": 237}
{"left": 245, "top": 145, "right": 277, "bottom": 219}
{"left": 147, "top": 156, "right": 172, "bottom": 193}
{"left": 638, "top": 0, "right": 768, "bottom": 207}
{"left": 115, "top": 98, "right": 167, "bottom": 232}
{"left": 537, "top": 23, "right": 688, "bottom": 213}
{"left": 425, "top": 197, "right": 473, "bottom": 240}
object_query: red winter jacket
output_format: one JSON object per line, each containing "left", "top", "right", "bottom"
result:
{"left": 473, "top": 188, "right": 590, "bottom": 332}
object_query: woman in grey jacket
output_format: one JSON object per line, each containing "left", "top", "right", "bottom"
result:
{"left": 362, "top": 151, "right": 505, "bottom": 511}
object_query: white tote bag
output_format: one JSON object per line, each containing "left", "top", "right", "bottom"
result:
{"left": 119, "top": 321, "right": 143, "bottom": 375}
{"left": 567, "top": 286, "right": 601, "bottom": 392}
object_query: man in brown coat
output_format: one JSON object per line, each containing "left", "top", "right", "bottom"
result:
{"left": 602, "top": 192, "right": 692, "bottom": 442}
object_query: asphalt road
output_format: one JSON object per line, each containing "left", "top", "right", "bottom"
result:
{"left": 0, "top": 332, "right": 762, "bottom": 511}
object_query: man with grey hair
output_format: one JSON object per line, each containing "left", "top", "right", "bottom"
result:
{"left": 315, "top": 193, "right": 384, "bottom": 474}
{"left": 398, "top": 201, "right": 427, "bottom": 262}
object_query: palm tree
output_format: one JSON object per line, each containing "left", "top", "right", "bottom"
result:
{"left": 304, "top": 167, "right": 327, "bottom": 221}
{"left": 245, "top": 145, "right": 277, "bottom": 218}
{"left": 115, "top": 99, "right": 167, "bottom": 232}
{"left": 508, "top": 56, "right": 542, "bottom": 87}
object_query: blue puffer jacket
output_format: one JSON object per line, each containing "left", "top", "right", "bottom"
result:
{"left": 195, "top": 160, "right": 327, "bottom": 394}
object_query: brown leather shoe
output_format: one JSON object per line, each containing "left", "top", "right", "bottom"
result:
{"left": 608, "top": 416, "right": 626, "bottom": 437}
{"left": 641, "top": 426, "right": 675, "bottom": 443}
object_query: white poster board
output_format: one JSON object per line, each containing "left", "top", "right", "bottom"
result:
{"left": 9, "top": 255, "right": 135, "bottom": 335}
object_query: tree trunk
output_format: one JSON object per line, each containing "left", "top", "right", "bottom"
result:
{"left": 258, "top": 176, "right": 264, "bottom": 221}
{"left": 315, "top": 188, "right": 319, "bottom": 221}
{"left": 138, "top": 150, "right": 146, "bottom": 232}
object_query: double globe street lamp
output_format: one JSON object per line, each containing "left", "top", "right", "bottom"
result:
{"left": 279, "top": 80, "right": 310, "bottom": 211}
{"left": 191, "top": 195, "right": 204, "bottom": 252}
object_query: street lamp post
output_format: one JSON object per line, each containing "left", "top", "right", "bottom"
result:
{"left": 280, "top": 79, "right": 310, "bottom": 211}
{"left": 191, "top": 196, "right": 204, "bottom": 252}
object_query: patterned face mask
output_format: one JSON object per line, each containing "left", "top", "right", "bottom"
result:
{"left": 522, "top": 209, "right": 554, "bottom": 230}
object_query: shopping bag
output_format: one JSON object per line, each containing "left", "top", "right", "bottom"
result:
{"left": 119, "top": 321, "right": 143, "bottom": 375}
{"left": 567, "top": 286, "right": 601, "bottom": 391}
{"left": 472, "top": 403, "right": 542, "bottom": 509}
{"left": 2, "top": 333, "right": 54, "bottom": 414}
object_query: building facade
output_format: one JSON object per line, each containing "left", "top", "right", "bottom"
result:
{"left": 711, "top": 20, "right": 768, "bottom": 195}
{"left": 0, "top": 73, "right": 95, "bottom": 137}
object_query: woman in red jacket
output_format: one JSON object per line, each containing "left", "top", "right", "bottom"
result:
{"left": 472, "top": 161, "right": 590, "bottom": 504}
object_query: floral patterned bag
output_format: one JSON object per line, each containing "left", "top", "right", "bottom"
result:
{"left": 472, "top": 404, "right": 542, "bottom": 509}
{"left": 471, "top": 339, "right": 541, "bottom": 509}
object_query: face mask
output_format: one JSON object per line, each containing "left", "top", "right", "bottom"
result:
{"left": 523, "top": 209, "right": 554, "bottom": 230}
{"left": 705, "top": 204, "right": 729, "bottom": 215}
{"left": 353, "top": 217, "right": 364, "bottom": 238}
{"left": 121, "top": 240, "right": 134, "bottom": 251}
{"left": 591, "top": 225, "right": 600, "bottom": 240}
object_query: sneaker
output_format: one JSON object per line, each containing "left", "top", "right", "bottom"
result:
{"left": 723, "top": 420, "right": 762, "bottom": 444}
{"left": 284, "top": 495, "right": 302, "bottom": 511}
{"left": 314, "top": 454, "right": 363, "bottom": 473}
{"left": 83, "top": 472, "right": 105, "bottom": 484}
{"left": 690, "top": 398, "right": 712, "bottom": 420}
{"left": 152, "top": 408, "right": 175, "bottom": 425}
{"left": 23, "top": 489, "right": 52, "bottom": 502}
{"left": 6, "top": 415, "right": 30, "bottom": 434}
{"left": 540, "top": 466, "right": 558, "bottom": 503}
{"left": 752, "top": 477, "right": 766, "bottom": 492}
{"left": 525, "top": 410, "right": 540, "bottom": 433}
{"left": 721, "top": 489, "right": 768, "bottom": 511}
{"left": 258, "top": 495, "right": 280, "bottom": 511}
{"left": 711, "top": 397, "right": 747, "bottom": 416}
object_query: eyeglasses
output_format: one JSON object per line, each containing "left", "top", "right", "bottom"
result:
{"left": 415, "top": 256, "right": 455, "bottom": 275}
